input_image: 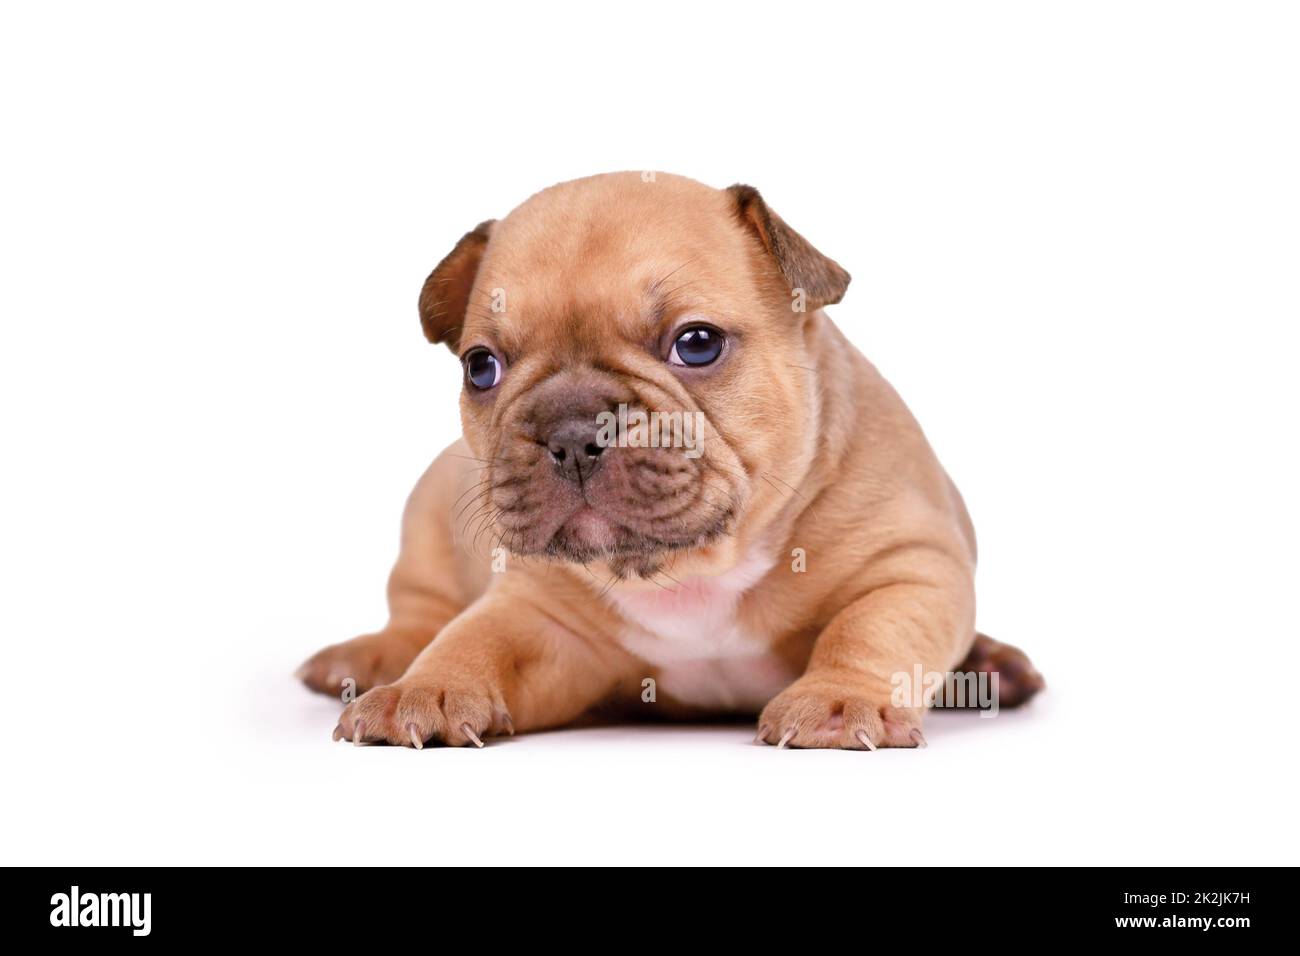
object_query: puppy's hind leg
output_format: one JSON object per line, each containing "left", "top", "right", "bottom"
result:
{"left": 296, "top": 622, "right": 451, "bottom": 698}
{"left": 940, "top": 632, "right": 1045, "bottom": 709}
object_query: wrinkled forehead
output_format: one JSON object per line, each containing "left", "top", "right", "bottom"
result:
{"left": 462, "top": 181, "right": 759, "bottom": 354}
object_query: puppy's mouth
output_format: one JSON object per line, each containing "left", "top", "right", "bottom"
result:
{"left": 486, "top": 447, "right": 741, "bottom": 578}
{"left": 548, "top": 505, "right": 618, "bottom": 554}
{"left": 542, "top": 501, "right": 734, "bottom": 569}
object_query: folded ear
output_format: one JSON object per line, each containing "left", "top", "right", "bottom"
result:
{"left": 418, "top": 219, "right": 495, "bottom": 350}
{"left": 726, "top": 184, "right": 850, "bottom": 311}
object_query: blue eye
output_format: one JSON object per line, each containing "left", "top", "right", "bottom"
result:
{"left": 669, "top": 326, "right": 724, "bottom": 367}
{"left": 465, "top": 349, "right": 502, "bottom": 390}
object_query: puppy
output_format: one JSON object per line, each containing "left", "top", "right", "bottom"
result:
{"left": 298, "top": 172, "right": 1043, "bottom": 749}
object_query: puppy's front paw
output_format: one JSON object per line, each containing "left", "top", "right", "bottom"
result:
{"left": 335, "top": 674, "right": 513, "bottom": 749}
{"left": 756, "top": 671, "right": 925, "bottom": 750}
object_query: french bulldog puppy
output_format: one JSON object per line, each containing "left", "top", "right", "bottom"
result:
{"left": 298, "top": 172, "right": 1043, "bottom": 749}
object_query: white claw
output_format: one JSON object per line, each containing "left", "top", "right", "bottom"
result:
{"left": 777, "top": 728, "right": 796, "bottom": 749}
{"left": 332, "top": 724, "right": 344, "bottom": 742}
{"left": 754, "top": 725, "right": 771, "bottom": 745}
{"left": 352, "top": 720, "right": 365, "bottom": 747}
{"left": 408, "top": 723, "right": 424, "bottom": 750}
{"left": 855, "top": 729, "right": 877, "bottom": 751}
{"left": 910, "top": 728, "right": 928, "bottom": 749}
{"left": 462, "top": 724, "right": 485, "bottom": 748}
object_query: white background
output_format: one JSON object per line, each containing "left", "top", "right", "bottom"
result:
{"left": 2, "top": 1, "right": 1297, "bottom": 865}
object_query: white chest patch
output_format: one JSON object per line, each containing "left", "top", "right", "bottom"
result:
{"left": 607, "top": 551, "right": 796, "bottom": 711}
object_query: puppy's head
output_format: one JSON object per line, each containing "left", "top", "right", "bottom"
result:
{"left": 419, "top": 173, "right": 849, "bottom": 580}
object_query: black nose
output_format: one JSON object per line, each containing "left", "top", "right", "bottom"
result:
{"left": 546, "top": 418, "right": 605, "bottom": 483}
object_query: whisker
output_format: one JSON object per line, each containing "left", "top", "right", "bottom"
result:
{"left": 764, "top": 471, "right": 818, "bottom": 518}
{"left": 647, "top": 255, "right": 699, "bottom": 295}
{"left": 596, "top": 572, "right": 621, "bottom": 600}
{"left": 456, "top": 489, "right": 494, "bottom": 523}
{"left": 447, "top": 453, "right": 514, "bottom": 465}
{"left": 655, "top": 568, "right": 683, "bottom": 588}
{"left": 471, "top": 507, "right": 502, "bottom": 559}
{"left": 450, "top": 478, "right": 493, "bottom": 512}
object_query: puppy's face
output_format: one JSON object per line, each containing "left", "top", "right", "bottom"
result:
{"left": 420, "top": 173, "right": 849, "bottom": 579}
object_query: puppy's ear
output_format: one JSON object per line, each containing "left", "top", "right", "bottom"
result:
{"left": 726, "top": 184, "right": 850, "bottom": 311}
{"left": 418, "top": 219, "right": 495, "bottom": 350}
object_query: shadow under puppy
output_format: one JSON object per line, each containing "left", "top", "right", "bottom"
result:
{"left": 298, "top": 172, "right": 1044, "bottom": 749}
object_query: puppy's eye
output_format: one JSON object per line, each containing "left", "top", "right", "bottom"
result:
{"left": 464, "top": 348, "right": 502, "bottom": 390}
{"left": 668, "top": 326, "right": 724, "bottom": 367}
